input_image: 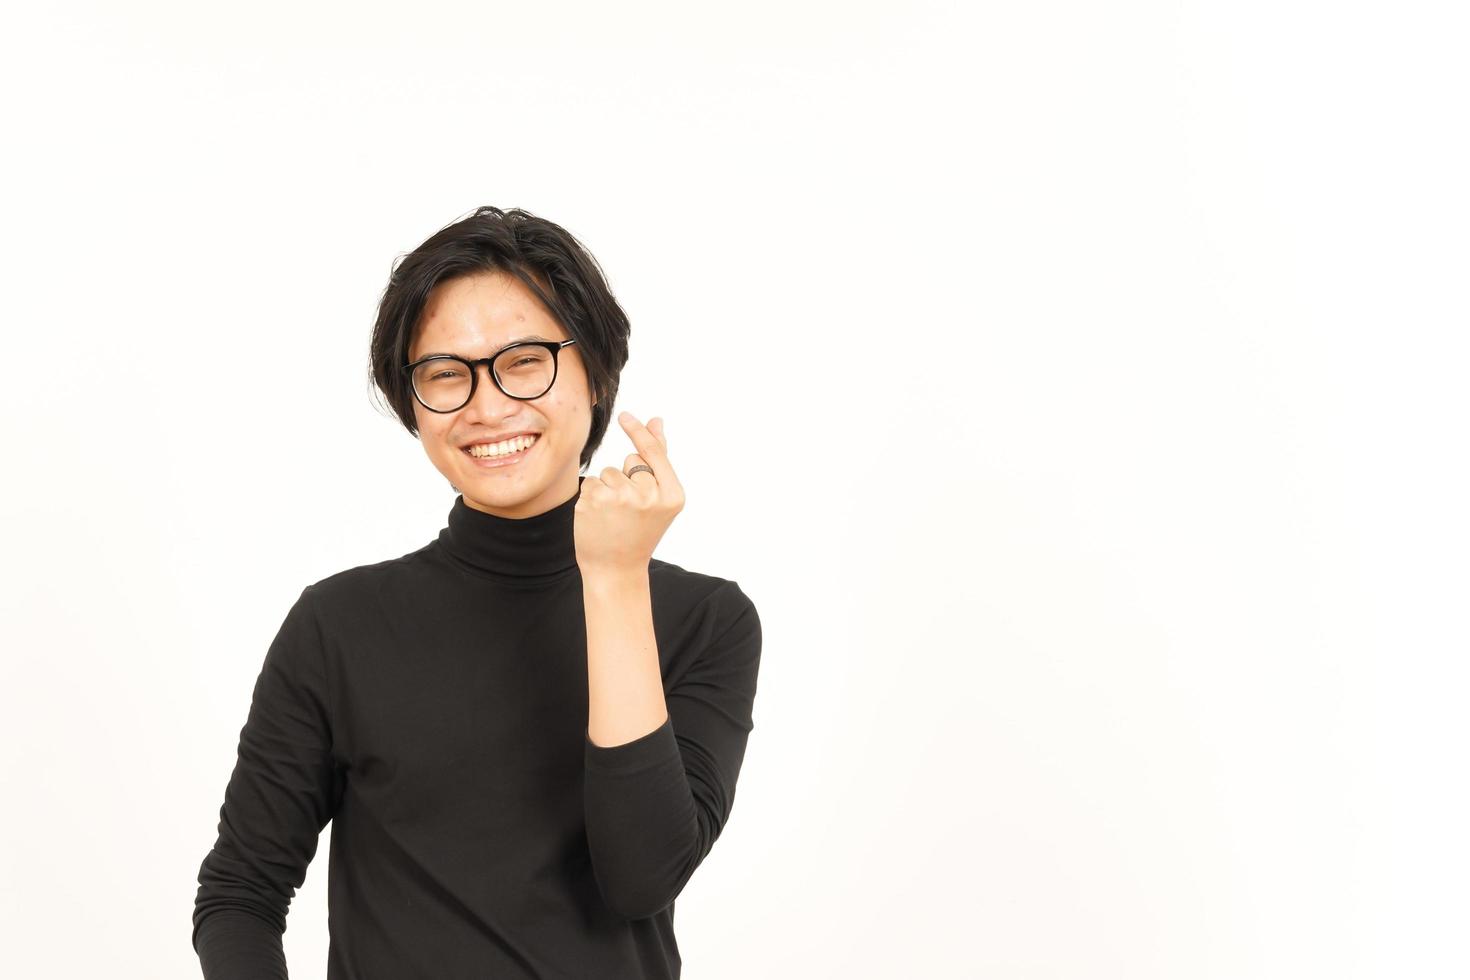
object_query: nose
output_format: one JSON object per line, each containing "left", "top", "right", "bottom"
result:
{"left": 460, "top": 361, "right": 520, "bottom": 418}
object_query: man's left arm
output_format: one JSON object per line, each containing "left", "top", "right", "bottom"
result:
{"left": 582, "top": 579, "right": 763, "bottom": 920}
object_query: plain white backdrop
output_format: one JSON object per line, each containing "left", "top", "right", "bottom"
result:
{"left": 2, "top": 1, "right": 1466, "bottom": 977}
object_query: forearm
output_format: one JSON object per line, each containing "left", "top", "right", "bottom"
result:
{"left": 194, "top": 911, "right": 288, "bottom": 979}
{"left": 583, "top": 567, "right": 667, "bottom": 747}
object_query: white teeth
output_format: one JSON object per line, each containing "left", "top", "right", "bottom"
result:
{"left": 466, "top": 435, "right": 537, "bottom": 458}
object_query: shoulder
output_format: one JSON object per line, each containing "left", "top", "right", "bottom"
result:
{"left": 296, "top": 543, "right": 439, "bottom": 612}
{"left": 649, "top": 558, "right": 760, "bottom": 630}
{"left": 649, "top": 561, "right": 762, "bottom": 690}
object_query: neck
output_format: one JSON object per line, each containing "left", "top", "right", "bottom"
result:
{"left": 437, "top": 480, "right": 582, "bottom": 580}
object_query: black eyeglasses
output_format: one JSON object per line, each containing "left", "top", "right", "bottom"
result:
{"left": 402, "top": 340, "right": 578, "bottom": 413}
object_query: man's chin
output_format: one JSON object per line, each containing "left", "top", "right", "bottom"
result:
{"left": 453, "top": 457, "right": 582, "bottom": 518}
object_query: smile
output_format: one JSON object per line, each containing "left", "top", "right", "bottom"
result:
{"left": 462, "top": 435, "right": 539, "bottom": 468}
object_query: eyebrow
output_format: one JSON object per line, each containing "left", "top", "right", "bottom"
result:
{"left": 417, "top": 335, "right": 555, "bottom": 359}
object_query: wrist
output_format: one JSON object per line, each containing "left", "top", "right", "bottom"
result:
{"left": 580, "top": 564, "right": 650, "bottom": 593}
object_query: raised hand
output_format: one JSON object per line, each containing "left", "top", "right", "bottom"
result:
{"left": 574, "top": 413, "right": 685, "bottom": 575}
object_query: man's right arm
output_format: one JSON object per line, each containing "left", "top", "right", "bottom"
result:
{"left": 192, "top": 584, "right": 340, "bottom": 979}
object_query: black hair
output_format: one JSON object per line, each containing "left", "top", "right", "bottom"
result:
{"left": 368, "top": 206, "right": 630, "bottom": 471}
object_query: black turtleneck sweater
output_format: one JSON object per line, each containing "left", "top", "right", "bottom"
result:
{"left": 191, "top": 483, "right": 762, "bottom": 979}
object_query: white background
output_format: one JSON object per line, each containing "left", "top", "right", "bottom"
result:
{"left": 2, "top": 2, "right": 1466, "bottom": 977}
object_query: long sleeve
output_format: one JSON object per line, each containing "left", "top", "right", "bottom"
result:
{"left": 582, "top": 581, "right": 763, "bottom": 920}
{"left": 192, "top": 584, "right": 342, "bottom": 979}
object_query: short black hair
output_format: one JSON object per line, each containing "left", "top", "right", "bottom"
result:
{"left": 368, "top": 206, "right": 630, "bottom": 472}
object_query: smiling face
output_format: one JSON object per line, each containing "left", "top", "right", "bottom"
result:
{"left": 408, "top": 269, "right": 596, "bottom": 519}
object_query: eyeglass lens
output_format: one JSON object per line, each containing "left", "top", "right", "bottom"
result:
{"left": 412, "top": 347, "right": 555, "bottom": 410}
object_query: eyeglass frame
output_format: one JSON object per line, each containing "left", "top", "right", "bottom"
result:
{"left": 401, "top": 339, "right": 579, "bottom": 413}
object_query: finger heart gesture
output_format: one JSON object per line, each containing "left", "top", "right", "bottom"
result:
{"left": 574, "top": 412, "right": 686, "bottom": 575}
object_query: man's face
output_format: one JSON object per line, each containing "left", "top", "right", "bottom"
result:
{"left": 408, "top": 269, "right": 595, "bottom": 519}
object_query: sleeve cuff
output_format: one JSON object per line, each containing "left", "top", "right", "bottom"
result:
{"left": 584, "top": 712, "right": 678, "bottom": 774}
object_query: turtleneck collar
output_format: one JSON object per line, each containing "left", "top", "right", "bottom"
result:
{"left": 436, "top": 482, "right": 582, "bottom": 581}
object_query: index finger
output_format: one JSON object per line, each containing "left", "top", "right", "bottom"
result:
{"left": 618, "top": 412, "right": 680, "bottom": 490}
